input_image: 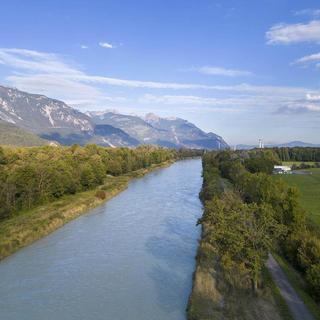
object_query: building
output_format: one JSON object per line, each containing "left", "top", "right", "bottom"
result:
{"left": 273, "top": 165, "right": 292, "bottom": 174}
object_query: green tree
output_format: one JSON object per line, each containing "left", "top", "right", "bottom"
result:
{"left": 306, "top": 264, "right": 320, "bottom": 300}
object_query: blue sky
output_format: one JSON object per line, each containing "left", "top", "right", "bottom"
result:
{"left": 1, "top": 0, "right": 320, "bottom": 145}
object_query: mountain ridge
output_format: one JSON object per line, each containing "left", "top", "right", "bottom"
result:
{"left": 0, "top": 85, "right": 228, "bottom": 149}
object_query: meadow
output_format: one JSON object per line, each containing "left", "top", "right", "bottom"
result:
{"left": 274, "top": 167, "right": 320, "bottom": 227}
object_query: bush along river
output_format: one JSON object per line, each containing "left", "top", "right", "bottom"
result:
{"left": 0, "top": 159, "right": 203, "bottom": 320}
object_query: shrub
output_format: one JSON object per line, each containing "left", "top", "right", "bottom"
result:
{"left": 95, "top": 190, "right": 106, "bottom": 200}
{"left": 297, "top": 235, "right": 320, "bottom": 272}
{"left": 306, "top": 264, "right": 320, "bottom": 301}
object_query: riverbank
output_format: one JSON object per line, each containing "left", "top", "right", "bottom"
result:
{"left": 187, "top": 152, "right": 292, "bottom": 320}
{"left": 0, "top": 160, "right": 174, "bottom": 261}
{"left": 187, "top": 226, "right": 288, "bottom": 320}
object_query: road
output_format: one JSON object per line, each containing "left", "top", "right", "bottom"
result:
{"left": 267, "top": 254, "right": 315, "bottom": 320}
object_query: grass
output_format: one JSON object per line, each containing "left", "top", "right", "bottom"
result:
{"left": 274, "top": 167, "right": 320, "bottom": 227}
{"left": 273, "top": 253, "right": 320, "bottom": 320}
{"left": 0, "top": 161, "right": 173, "bottom": 261}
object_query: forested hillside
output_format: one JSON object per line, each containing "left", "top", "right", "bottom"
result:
{"left": 0, "top": 120, "right": 50, "bottom": 146}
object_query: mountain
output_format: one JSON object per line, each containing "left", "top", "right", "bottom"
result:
{"left": 236, "top": 144, "right": 257, "bottom": 150}
{"left": 275, "top": 141, "right": 320, "bottom": 148}
{"left": 0, "top": 85, "right": 228, "bottom": 149}
{"left": 144, "top": 113, "right": 228, "bottom": 149}
{"left": 0, "top": 86, "right": 137, "bottom": 147}
{"left": 87, "top": 111, "right": 228, "bottom": 149}
{"left": 40, "top": 124, "right": 140, "bottom": 147}
{"left": 86, "top": 111, "right": 163, "bottom": 143}
{"left": 91, "top": 124, "right": 140, "bottom": 147}
{"left": 0, "top": 120, "right": 55, "bottom": 147}
{"left": 0, "top": 85, "right": 92, "bottom": 133}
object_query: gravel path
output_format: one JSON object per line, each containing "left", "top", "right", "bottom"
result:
{"left": 267, "top": 254, "right": 315, "bottom": 320}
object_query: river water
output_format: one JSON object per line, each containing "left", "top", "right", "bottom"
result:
{"left": 0, "top": 159, "right": 203, "bottom": 320}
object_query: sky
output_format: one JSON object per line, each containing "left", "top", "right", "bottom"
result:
{"left": 0, "top": 0, "right": 320, "bottom": 145}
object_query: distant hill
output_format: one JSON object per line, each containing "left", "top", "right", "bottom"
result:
{"left": 0, "top": 85, "right": 228, "bottom": 149}
{"left": 275, "top": 141, "right": 320, "bottom": 148}
{"left": 237, "top": 141, "right": 320, "bottom": 150}
{"left": 0, "top": 120, "right": 51, "bottom": 146}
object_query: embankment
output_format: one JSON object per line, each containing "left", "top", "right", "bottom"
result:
{"left": 187, "top": 154, "right": 291, "bottom": 320}
{"left": 187, "top": 226, "right": 288, "bottom": 320}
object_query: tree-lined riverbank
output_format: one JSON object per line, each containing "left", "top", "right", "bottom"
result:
{"left": 0, "top": 160, "right": 174, "bottom": 261}
{"left": 187, "top": 149, "right": 320, "bottom": 320}
{"left": 0, "top": 145, "right": 202, "bottom": 260}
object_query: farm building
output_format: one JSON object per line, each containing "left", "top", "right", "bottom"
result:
{"left": 273, "top": 165, "right": 292, "bottom": 174}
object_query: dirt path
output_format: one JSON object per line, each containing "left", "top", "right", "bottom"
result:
{"left": 267, "top": 254, "right": 315, "bottom": 320}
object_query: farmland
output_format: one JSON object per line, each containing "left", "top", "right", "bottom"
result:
{"left": 274, "top": 167, "right": 320, "bottom": 227}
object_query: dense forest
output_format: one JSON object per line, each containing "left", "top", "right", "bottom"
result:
{"left": 0, "top": 145, "right": 201, "bottom": 220}
{"left": 199, "top": 149, "right": 320, "bottom": 301}
{"left": 267, "top": 147, "right": 320, "bottom": 162}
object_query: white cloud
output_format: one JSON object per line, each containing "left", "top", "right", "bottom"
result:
{"left": 192, "top": 66, "right": 253, "bottom": 77}
{"left": 293, "top": 52, "right": 320, "bottom": 65}
{"left": 140, "top": 94, "right": 227, "bottom": 106}
{"left": 276, "top": 93, "right": 320, "bottom": 114}
{"left": 71, "top": 75, "right": 308, "bottom": 96}
{"left": 140, "top": 94, "right": 255, "bottom": 107}
{"left": 139, "top": 93, "right": 317, "bottom": 115}
{"left": 306, "top": 93, "right": 320, "bottom": 101}
{"left": 295, "top": 9, "right": 320, "bottom": 17}
{"left": 80, "top": 45, "right": 88, "bottom": 49}
{"left": 277, "top": 103, "right": 320, "bottom": 114}
{"left": 0, "top": 48, "right": 125, "bottom": 107}
{"left": 0, "top": 48, "right": 82, "bottom": 75}
{"left": 266, "top": 20, "right": 320, "bottom": 44}
{"left": 0, "top": 48, "right": 310, "bottom": 96}
{"left": 99, "top": 42, "right": 115, "bottom": 49}
{"left": 0, "top": 48, "right": 318, "bottom": 115}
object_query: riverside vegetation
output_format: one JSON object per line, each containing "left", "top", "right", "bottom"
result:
{"left": 0, "top": 144, "right": 201, "bottom": 260}
{"left": 188, "top": 148, "right": 320, "bottom": 320}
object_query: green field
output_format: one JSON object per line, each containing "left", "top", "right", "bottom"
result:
{"left": 274, "top": 168, "right": 320, "bottom": 227}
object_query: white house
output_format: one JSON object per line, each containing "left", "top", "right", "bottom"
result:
{"left": 273, "top": 165, "right": 292, "bottom": 174}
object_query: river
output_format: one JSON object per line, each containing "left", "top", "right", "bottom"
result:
{"left": 0, "top": 159, "right": 203, "bottom": 320}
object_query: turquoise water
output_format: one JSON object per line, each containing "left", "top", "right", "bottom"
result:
{"left": 0, "top": 159, "right": 202, "bottom": 320}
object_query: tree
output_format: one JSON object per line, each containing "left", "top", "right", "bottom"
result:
{"left": 199, "top": 191, "right": 284, "bottom": 291}
{"left": 0, "top": 147, "right": 6, "bottom": 164}
{"left": 280, "top": 187, "right": 306, "bottom": 232}
{"left": 306, "top": 264, "right": 320, "bottom": 300}
{"left": 244, "top": 158, "right": 275, "bottom": 174}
